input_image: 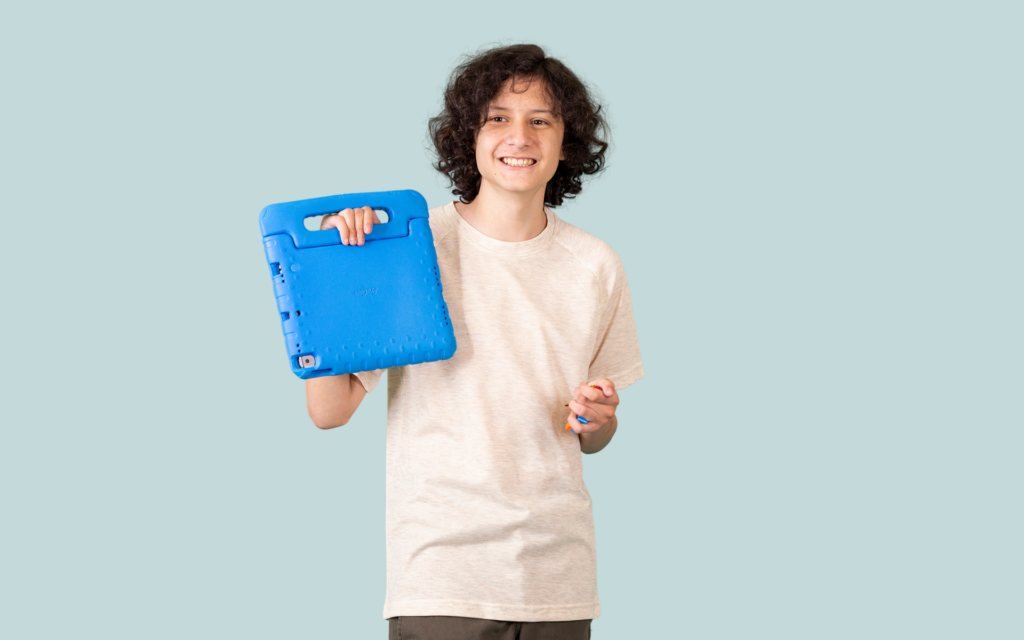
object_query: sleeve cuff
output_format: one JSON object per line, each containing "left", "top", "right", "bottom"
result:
{"left": 591, "top": 362, "right": 645, "bottom": 391}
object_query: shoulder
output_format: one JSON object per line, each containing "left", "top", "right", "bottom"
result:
{"left": 427, "top": 201, "right": 459, "bottom": 246}
{"left": 550, "top": 211, "right": 627, "bottom": 283}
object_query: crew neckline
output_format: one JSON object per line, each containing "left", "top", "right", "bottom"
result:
{"left": 444, "top": 201, "right": 556, "bottom": 256}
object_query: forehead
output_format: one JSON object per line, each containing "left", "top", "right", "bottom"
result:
{"left": 488, "top": 77, "right": 556, "bottom": 112}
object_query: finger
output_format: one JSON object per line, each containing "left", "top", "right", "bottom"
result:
{"left": 575, "top": 383, "right": 602, "bottom": 404}
{"left": 568, "top": 400, "right": 595, "bottom": 423}
{"left": 341, "top": 208, "right": 358, "bottom": 246}
{"left": 585, "top": 380, "right": 618, "bottom": 405}
{"left": 566, "top": 411, "right": 580, "bottom": 433}
{"left": 319, "top": 213, "right": 338, "bottom": 231}
{"left": 571, "top": 384, "right": 587, "bottom": 404}
{"left": 335, "top": 213, "right": 352, "bottom": 245}
{"left": 588, "top": 379, "right": 617, "bottom": 397}
{"left": 362, "top": 206, "right": 376, "bottom": 236}
{"left": 566, "top": 411, "right": 597, "bottom": 434}
{"left": 354, "top": 208, "right": 367, "bottom": 245}
{"left": 565, "top": 411, "right": 582, "bottom": 432}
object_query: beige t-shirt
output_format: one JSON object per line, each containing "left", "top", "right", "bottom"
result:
{"left": 355, "top": 202, "right": 644, "bottom": 622}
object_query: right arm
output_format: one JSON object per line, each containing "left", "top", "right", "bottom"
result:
{"left": 305, "top": 206, "right": 381, "bottom": 430}
{"left": 306, "top": 374, "right": 368, "bottom": 429}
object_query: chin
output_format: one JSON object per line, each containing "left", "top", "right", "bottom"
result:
{"left": 495, "top": 182, "right": 546, "bottom": 196}
{"left": 492, "top": 173, "right": 556, "bottom": 193}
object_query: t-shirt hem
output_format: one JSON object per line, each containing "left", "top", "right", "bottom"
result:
{"left": 383, "top": 598, "right": 600, "bottom": 622}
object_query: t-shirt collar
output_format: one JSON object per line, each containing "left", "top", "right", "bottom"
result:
{"left": 445, "top": 201, "right": 556, "bottom": 256}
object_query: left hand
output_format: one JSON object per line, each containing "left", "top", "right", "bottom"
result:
{"left": 566, "top": 378, "right": 618, "bottom": 434}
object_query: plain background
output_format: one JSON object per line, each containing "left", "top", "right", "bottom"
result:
{"left": 2, "top": 1, "right": 1021, "bottom": 638}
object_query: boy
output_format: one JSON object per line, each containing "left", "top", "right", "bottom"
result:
{"left": 306, "top": 44, "right": 643, "bottom": 640}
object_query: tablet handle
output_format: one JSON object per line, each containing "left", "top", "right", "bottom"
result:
{"left": 259, "top": 189, "right": 429, "bottom": 249}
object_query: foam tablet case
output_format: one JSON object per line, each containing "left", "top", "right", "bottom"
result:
{"left": 260, "top": 189, "right": 456, "bottom": 379}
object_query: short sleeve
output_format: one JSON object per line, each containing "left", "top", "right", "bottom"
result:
{"left": 588, "top": 252, "right": 644, "bottom": 391}
{"left": 353, "top": 368, "right": 385, "bottom": 394}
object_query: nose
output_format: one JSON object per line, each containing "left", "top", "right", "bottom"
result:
{"left": 504, "top": 118, "right": 534, "bottom": 149}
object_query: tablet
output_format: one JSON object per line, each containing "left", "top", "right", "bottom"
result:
{"left": 260, "top": 189, "right": 457, "bottom": 379}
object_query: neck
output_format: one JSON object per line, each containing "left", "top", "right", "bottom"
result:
{"left": 454, "top": 183, "right": 548, "bottom": 242}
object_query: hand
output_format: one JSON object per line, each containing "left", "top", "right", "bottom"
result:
{"left": 566, "top": 378, "right": 618, "bottom": 434}
{"left": 320, "top": 206, "right": 382, "bottom": 246}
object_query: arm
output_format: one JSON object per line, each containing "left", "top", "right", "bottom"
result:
{"left": 306, "top": 374, "right": 368, "bottom": 430}
{"left": 304, "top": 207, "right": 380, "bottom": 430}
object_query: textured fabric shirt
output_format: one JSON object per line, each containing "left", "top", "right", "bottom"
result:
{"left": 354, "top": 201, "right": 644, "bottom": 622}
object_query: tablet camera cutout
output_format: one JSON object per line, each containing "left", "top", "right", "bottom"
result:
{"left": 303, "top": 209, "right": 391, "bottom": 231}
{"left": 298, "top": 355, "right": 315, "bottom": 369}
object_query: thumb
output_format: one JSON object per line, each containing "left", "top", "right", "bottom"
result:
{"left": 588, "top": 381, "right": 615, "bottom": 397}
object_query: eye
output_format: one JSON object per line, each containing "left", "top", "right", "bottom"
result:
{"left": 532, "top": 119, "right": 547, "bottom": 125}
{"left": 489, "top": 116, "right": 507, "bottom": 123}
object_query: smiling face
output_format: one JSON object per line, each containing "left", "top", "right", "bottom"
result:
{"left": 473, "top": 77, "right": 566, "bottom": 202}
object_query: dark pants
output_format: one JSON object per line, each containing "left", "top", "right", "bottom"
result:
{"left": 388, "top": 616, "right": 592, "bottom": 640}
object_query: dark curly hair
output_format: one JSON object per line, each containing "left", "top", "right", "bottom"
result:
{"left": 428, "top": 43, "right": 610, "bottom": 207}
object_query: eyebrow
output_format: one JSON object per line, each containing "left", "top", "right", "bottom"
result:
{"left": 488, "top": 105, "right": 555, "bottom": 115}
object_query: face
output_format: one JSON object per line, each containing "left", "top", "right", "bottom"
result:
{"left": 473, "top": 77, "right": 566, "bottom": 200}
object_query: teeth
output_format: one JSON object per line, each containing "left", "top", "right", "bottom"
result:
{"left": 502, "top": 158, "right": 536, "bottom": 167}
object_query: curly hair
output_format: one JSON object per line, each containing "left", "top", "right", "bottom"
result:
{"left": 428, "top": 43, "right": 610, "bottom": 207}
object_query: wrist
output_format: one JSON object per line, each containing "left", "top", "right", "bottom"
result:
{"left": 580, "top": 414, "right": 617, "bottom": 454}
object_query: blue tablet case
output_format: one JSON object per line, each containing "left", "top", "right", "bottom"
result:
{"left": 260, "top": 189, "right": 457, "bottom": 379}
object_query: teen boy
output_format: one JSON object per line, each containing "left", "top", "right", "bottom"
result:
{"left": 306, "top": 44, "right": 643, "bottom": 640}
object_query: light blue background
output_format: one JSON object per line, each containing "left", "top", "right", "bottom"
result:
{"left": 2, "top": 1, "right": 1021, "bottom": 638}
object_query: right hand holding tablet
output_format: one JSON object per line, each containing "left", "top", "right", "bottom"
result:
{"left": 321, "top": 206, "right": 382, "bottom": 246}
